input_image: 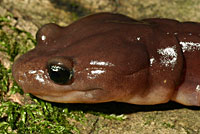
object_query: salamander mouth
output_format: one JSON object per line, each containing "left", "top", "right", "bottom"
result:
{"left": 34, "top": 88, "right": 103, "bottom": 103}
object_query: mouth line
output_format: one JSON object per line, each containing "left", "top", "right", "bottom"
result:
{"left": 32, "top": 87, "right": 103, "bottom": 98}
{"left": 80, "top": 87, "right": 103, "bottom": 91}
{"left": 33, "top": 87, "right": 104, "bottom": 103}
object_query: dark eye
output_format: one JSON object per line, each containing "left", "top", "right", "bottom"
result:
{"left": 47, "top": 64, "right": 73, "bottom": 85}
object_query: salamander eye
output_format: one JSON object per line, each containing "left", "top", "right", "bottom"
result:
{"left": 47, "top": 63, "right": 73, "bottom": 85}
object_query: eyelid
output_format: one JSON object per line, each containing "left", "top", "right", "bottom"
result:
{"left": 47, "top": 56, "right": 73, "bottom": 69}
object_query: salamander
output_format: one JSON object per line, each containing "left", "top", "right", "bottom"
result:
{"left": 12, "top": 13, "right": 200, "bottom": 106}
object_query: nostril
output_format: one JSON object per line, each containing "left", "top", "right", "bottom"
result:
{"left": 12, "top": 62, "right": 26, "bottom": 84}
{"left": 12, "top": 69, "right": 30, "bottom": 93}
{"left": 17, "top": 73, "right": 26, "bottom": 84}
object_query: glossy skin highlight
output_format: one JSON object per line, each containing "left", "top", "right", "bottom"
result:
{"left": 12, "top": 13, "right": 200, "bottom": 106}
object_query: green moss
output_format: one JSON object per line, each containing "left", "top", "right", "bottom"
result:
{"left": 162, "top": 122, "right": 175, "bottom": 129}
{"left": 0, "top": 28, "right": 35, "bottom": 62}
{"left": 0, "top": 99, "right": 79, "bottom": 133}
{"left": 0, "top": 64, "right": 9, "bottom": 93}
{"left": 143, "top": 114, "right": 155, "bottom": 126}
{"left": 89, "top": 111, "right": 126, "bottom": 121}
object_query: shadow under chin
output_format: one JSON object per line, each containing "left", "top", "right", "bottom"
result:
{"left": 51, "top": 101, "right": 200, "bottom": 115}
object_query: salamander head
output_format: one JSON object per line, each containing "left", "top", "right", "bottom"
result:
{"left": 12, "top": 13, "right": 149, "bottom": 103}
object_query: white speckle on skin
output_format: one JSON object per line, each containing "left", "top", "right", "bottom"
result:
{"left": 41, "top": 35, "right": 46, "bottom": 41}
{"left": 28, "top": 70, "right": 37, "bottom": 74}
{"left": 91, "top": 70, "right": 105, "bottom": 75}
{"left": 35, "top": 74, "right": 45, "bottom": 83}
{"left": 179, "top": 41, "right": 200, "bottom": 52}
{"left": 174, "top": 32, "right": 178, "bottom": 35}
{"left": 157, "top": 45, "right": 177, "bottom": 70}
{"left": 136, "top": 37, "right": 141, "bottom": 41}
{"left": 44, "top": 75, "right": 48, "bottom": 79}
{"left": 196, "top": 85, "right": 200, "bottom": 92}
{"left": 150, "top": 57, "right": 155, "bottom": 66}
{"left": 90, "top": 60, "right": 115, "bottom": 66}
{"left": 86, "top": 68, "right": 106, "bottom": 79}
{"left": 88, "top": 60, "right": 112, "bottom": 79}
{"left": 39, "top": 70, "right": 44, "bottom": 73}
{"left": 28, "top": 70, "right": 46, "bottom": 84}
{"left": 87, "top": 76, "right": 95, "bottom": 79}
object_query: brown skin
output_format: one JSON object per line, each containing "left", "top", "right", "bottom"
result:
{"left": 12, "top": 13, "right": 200, "bottom": 106}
